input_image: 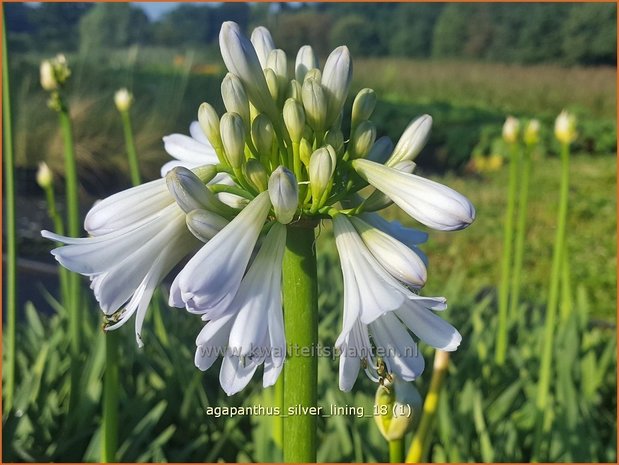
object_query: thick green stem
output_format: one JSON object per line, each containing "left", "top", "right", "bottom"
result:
{"left": 508, "top": 148, "right": 531, "bottom": 318}
{"left": 282, "top": 224, "right": 318, "bottom": 463}
{"left": 495, "top": 144, "right": 519, "bottom": 365}
{"left": 389, "top": 439, "right": 405, "bottom": 463}
{"left": 3, "top": 10, "right": 17, "bottom": 414}
{"left": 102, "top": 332, "right": 120, "bottom": 462}
{"left": 406, "top": 351, "right": 450, "bottom": 463}
{"left": 59, "top": 105, "right": 82, "bottom": 413}
{"left": 120, "top": 110, "right": 141, "bottom": 185}
{"left": 533, "top": 142, "right": 570, "bottom": 458}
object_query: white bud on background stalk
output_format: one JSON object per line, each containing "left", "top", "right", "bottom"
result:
{"left": 268, "top": 166, "right": 299, "bottom": 224}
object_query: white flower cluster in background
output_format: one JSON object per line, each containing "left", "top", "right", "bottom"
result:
{"left": 43, "top": 22, "right": 475, "bottom": 395}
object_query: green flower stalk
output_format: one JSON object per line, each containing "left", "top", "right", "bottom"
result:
{"left": 42, "top": 23, "right": 474, "bottom": 463}
{"left": 115, "top": 88, "right": 141, "bottom": 185}
{"left": 495, "top": 116, "right": 520, "bottom": 365}
{"left": 508, "top": 119, "right": 539, "bottom": 318}
{"left": 3, "top": 11, "right": 17, "bottom": 414}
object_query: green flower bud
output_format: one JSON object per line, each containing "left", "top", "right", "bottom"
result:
{"left": 268, "top": 166, "right": 299, "bottom": 224}
{"left": 244, "top": 158, "right": 269, "bottom": 192}
{"left": 304, "top": 68, "right": 322, "bottom": 82}
{"left": 524, "top": 119, "right": 541, "bottom": 146}
{"left": 36, "top": 162, "right": 53, "bottom": 189}
{"left": 351, "top": 88, "right": 376, "bottom": 129}
{"left": 295, "top": 45, "right": 319, "bottom": 82}
{"left": 299, "top": 138, "right": 313, "bottom": 167}
{"left": 302, "top": 78, "right": 327, "bottom": 132}
{"left": 264, "top": 67, "right": 279, "bottom": 102}
{"left": 387, "top": 115, "right": 432, "bottom": 166}
{"left": 114, "top": 88, "right": 133, "bottom": 112}
{"left": 220, "top": 112, "right": 246, "bottom": 169}
{"left": 198, "top": 102, "right": 223, "bottom": 150}
{"left": 309, "top": 146, "right": 336, "bottom": 203}
{"left": 221, "top": 73, "right": 250, "bottom": 128}
{"left": 266, "top": 49, "right": 288, "bottom": 102}
{"left": 374, "top": 377, "right": 422, "bottom": 442}
{"left": 251, "top": 114, "right": 275, "bottom": 158}
{"left": 367, "top": 136, "right": 394, "bottom": 164}
{"left": 502, "top": 116, "right": 520, "bottom": 144}
{"left": 287, "top": 79, "right": 302, "bottom": 102}
{"left": 321, "top": 46, "right": 352, "bottom": 128}
{"left": 186, "top": 209, "right": 229, "bottom": 243}
{"left": 350, "top": 120, "right": 376, "bottom": 159}
{"left": 325, "top": 128, "right": 344, "bottom": 155}
{"left": 283, "top": 98, "right": 306, "bottom": 143}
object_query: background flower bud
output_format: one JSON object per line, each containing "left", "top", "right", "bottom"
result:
{"left": 351, "top": 88, "right": 376, "bottom": 129}
{"left": 367, "top": 136, "right": 394, "bottom": 164}
{"left": 387, "top": 115, "right": 432, "bottom": 166}
{"left": 295, "top": 45, "right": 319, "bottom": 82}
{"left": 351, "top": 120, "right": 377, "bottom": 159}
{"left": 264, "top": 67, "right": 279, "bottom": 102}
{"left": 114, "top": 88, "right": 133, "bottom": 112}
{"left": 221, "top": 73, "right": 250, "bottom": 127}
{"left": 374, "top": 377, "right": 422, "bottom": 442}
{"left": 198, "top": 102, "right": 223, "bottom": 149}
{"left": 309, "top": 146, "right": 336, "bottom": 203}
{"left": 555, "top": 110, "right": 577, "bottom": 144}
{"left": 251, "top": 114, "right": 275, "bottom": 158}
{"left": 244, "top": 159, "right": 269, "bottom": 192}
{"left": 524, "top": 119, "right": 541, "bottom": 146}
{"left": 302, "top": 78, "right": 327, "bottom": 132}
{"left": 325, "top": 128, "right": 344, "bottom": 155}
{"left": 250, "top": 26, "right": 275, "bottom": 68}
{"left": 36, "top": 162, "right": 53, "bottom": 189}
{"left": 266, "top": 49, "right": 288, "bottom": 103}
{"left": 220, "top": 112, "right": 246, "bottom": 169}
{"left": 40, "top": 60, "right": 58, "bottom": 91}
{"left": 502, "top": 116, "right": 520, "bottom": 144}
{"left": 304, "top": 68, "right": 322, "bottom": 82}
{"left": 299, "top": 138, "right": 313, "bottom": 167}
{"left": 321, "top": 46, "right": 352, "bottom": 128}
{"left": 287, "top": 79, "right": 302, "bottom": 102}
{"left": 283, "top": 98, "right": 306, "bottom": 143}
{"left": 268, "top": 166, "right": 298, "bottom": 224}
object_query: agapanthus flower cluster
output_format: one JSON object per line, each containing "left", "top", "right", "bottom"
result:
{"left": 43, "top": 22, "right": 475, "bottom": 395}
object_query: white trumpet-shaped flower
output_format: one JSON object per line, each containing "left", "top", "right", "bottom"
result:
{"left": 162, "top": 121, "right": 219, "bottom": 176}
{"left": 338, "top": 294, "right": 459, "bottom": 391}
{"left": 194, "top": 223, "right": 287, "bottom": 395}
{"left": 353, "top": 158, "right": 476, "bottom": 231}
{"left": 43, "top": 192, "right": 201, "bottom": 347}
{"left": 169, "top": 191, "right": 272, "bottom": 316}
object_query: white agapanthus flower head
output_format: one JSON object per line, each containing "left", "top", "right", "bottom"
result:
{"left": 42, "top": 21, "right": 475, "bottom": 395}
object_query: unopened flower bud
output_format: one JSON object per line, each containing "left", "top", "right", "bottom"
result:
{"left": 302, "top": 78, "right": 327, "bottom": 132}
{"left": 244, "top": 159, "right": 268, "bottom": 192}
{"left": 221, "top": 73, "right": 250, "bottom": 127}
{"left": 166, "top": 167, "right": 228, "bottom": 215}
{"left": 351, "top": 88, "right": 376, "bottom": 129}
{"left": 40, "top": 60, "right": 57, "bottom": 91}
{"left": 325, "top": 129, "right": 344, "bottom": 155}
{"left": 299, "top": 138, "right": 313, "bottom": 167}
{"left": 287, "top": 79, "right": 302, "bottom": 102}
{"left": 114, "top": 88, "right": 133, "bottom": 112}
{"left": 295, "top": 45, "right": 319, "bottom": 82}
{"left": 350, "top": 120, "right": 376, "bottom": 159}
{"left": 374, "top": 377, "right": 422, "bottom": 441}
{"left": 219, "top": 22, "right": 278, "bottom": 120}
{"left": 304, "top": 68, "right": 322, "bottom": 82}
{"left": 198, "top": 102, "right": 222, "bottom": 149}
{"left": 524, "top": 119, "right": 541, "bottom": 146}
{"left": 264, "top": 68, "right": 279, "bottom": 102}
{"left": 321, "top": 46, "right": 352, "bottom": 128}
{"left": 309, "top": 146, "right": 336, "bottom": 203}
{"left": 251, "top": 114, "right": 275, "bottom": 157}
{"left": 387, "top": 115, "right": 432, "bottom": 166}
{"left": 250, "top": 26, "right": 275, "bottom": 68}
{"left": 555, "top": 110, "right": 577, "bottom": 145}
{"left": 283, "top": 98, "right": 306, "bottom": 143}
{"left": 266, "top": 49, "right": 288, "bottom": 99}
{"left": 220, "top": 112, "right": 246, "bottom": 169}
{"left": 268, "top": 166, "right": 298, "bottom": 224}
{"left": 502, "top": 116, "right": 520, "bottom": 144}
{"left": 186, "top": 209, "right": 229, "bottom": 243}
{"left": 367, "top": 136, "right": 394, "bottom": 164}
{"left": 36, "top": 162, "right": 53, "bottom": 189}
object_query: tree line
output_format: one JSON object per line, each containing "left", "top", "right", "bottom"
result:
{"left": 6, "top": 2, "right": 616, "bottom": 66}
